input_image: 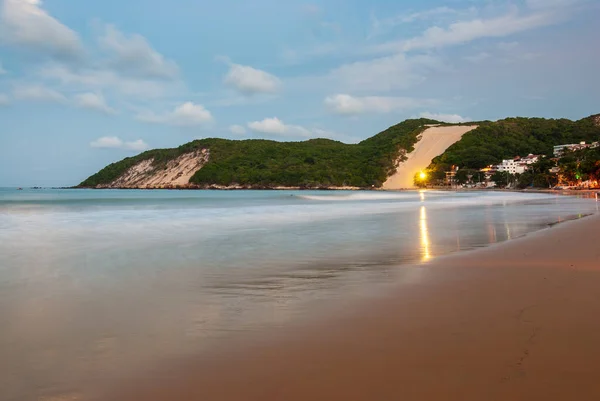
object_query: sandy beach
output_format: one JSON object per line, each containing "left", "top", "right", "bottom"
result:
{"left": 106, "top": 212, "right": 600, "bottom": 401}
{"left": 383, "top": 125, "right": 478, "bottom": 190}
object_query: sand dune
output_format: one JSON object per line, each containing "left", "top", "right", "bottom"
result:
{"left": 101, "top": 149, "right": 209, "bottom": 188}
{"left": 383, "top": 125, "right": 478, "bottom": 189}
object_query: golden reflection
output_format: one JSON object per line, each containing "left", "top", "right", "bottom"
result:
{"left": 504, "top": 223, "right": 512, "bottom": 240}
{"left": 419, "top": 206, "right": 431, "bottom": 261}
{"left": 487, "top": 222, "right": 497, "bottom": 243}
{"left": 419, "top": 190, "right": 426, "bottom": 202}
{"left": 485, "top": 210, "right": 497, "bottom": 244}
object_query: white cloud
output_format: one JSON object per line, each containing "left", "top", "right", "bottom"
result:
{"left": 0, "top": 93, "right": 9, "bottom": 105}
{"left": 406, "top": 12, "right": 558, "bottom": 52}
{"left": 13, "top": 84, "right": 66, "bottom": 102}
{"left": 123, "top": 139, "right": 150, "bottom": 151}
{"left": 325, "top": 94, "right": 363, "bottom": 115}
{"left": 137, "top": 102, "right": 213, "bottom": 126}
{"left": 0, "top": 61, "right": 6, "bottom": 74}
{"left": 327, "top": 53, "right": 440, "bottom": 92}
{"left": 420, "top": 112, "right": 470, "bottom": 123}
{"left": 27, "top": 23, "right": 185, "bottom": 101}
{"left": 90, "top": 136, "right": 149, "bottom": 151}
{"left": 98, "top": 24, "right": 179, "bottom": 80}
{"left": 464, "top": 52, "right": 491, "bottom": 63}
{"left": 224, "top": 64, "right": 281, "bottom": 95}
{"left": 74, "top": 92, "right": 116, "bottom": 114}
{"left": 369, "top": 6, "right": 460, "bottom": 38}
{"left": 372, "top": 9, "right": 561, "bottom": 54}
{"left": 229, "top": 124, "right": 247, "bottom": 135}
{"left": 248, "top": 117, "right": 290, "bottom": 135}
{"left": 90, "top": 136, "right": 122, "bottom": 148}
{"left": 0, "top": 0, "right": 82, "bottom": 57}
{"left": 247, "top": 117, "right": 312, "bottom": 137}
{"left": 526, "top": 0, "right": 582, "bottom": 9}
{"left": 399, "top": 6, "right": 458, "bottom": 24}
{"left": 38, "top": 63, "right": 181, "bottom": 98}
{"left": 325, "top": 94, "right": 434, "bottom": 115}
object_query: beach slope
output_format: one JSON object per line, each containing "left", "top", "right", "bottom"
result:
{"left": 108, "top": 213, "right": 600, "bottom": 401}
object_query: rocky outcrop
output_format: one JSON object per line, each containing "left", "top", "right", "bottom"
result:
{"left": 98, "top": 149, "right": 210, "bottom": 188}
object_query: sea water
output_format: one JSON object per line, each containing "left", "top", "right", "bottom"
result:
{"left": 0, "top": 188, "right": 597, "bottom": 400}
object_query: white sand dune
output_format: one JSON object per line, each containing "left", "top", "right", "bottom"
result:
{"left": 383, "top": 125, "right": 478, "bottom": 189}
{"left": 103, "top": 149, "right": 210, "bottom": 188}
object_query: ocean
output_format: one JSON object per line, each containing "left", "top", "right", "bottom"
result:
{"left": 0, "top": 188, "right": 597, "bottom": 401}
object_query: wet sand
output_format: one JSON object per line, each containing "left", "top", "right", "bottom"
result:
{"left": 107, "top": 213, "right": 600, "bottom": 401}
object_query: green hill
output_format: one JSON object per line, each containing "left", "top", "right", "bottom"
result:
{"left": 79, "top": 115, "right": 600, "bottom": 189}
{"left": 79, "top": 118, "right": 437, "bottom": 188}
{"left": 426, "top": 115, "right": 600, "bottom": 177}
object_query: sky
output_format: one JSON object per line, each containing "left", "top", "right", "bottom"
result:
{"left": 0, "top": 0, "right": 599, "bottom": 187}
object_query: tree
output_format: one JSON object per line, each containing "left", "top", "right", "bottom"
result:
{"left": 491, "top": 171, "right": 513, "bottom": 188}
{"left": 79, "top": 115, "right": 600, "bottom": 190}
{"left": 455, "top": 168, "right": 478, "bottom": 185}
{"left": 429, "top": 116, "right": 600, "bottom": 172}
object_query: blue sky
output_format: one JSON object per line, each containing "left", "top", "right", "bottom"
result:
{"left": 0, "top": 0, "right": 599, "bottom": 186}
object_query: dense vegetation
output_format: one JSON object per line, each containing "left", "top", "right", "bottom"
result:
{"left": 555, "top": 146, "right": 600, "bottom": 187}
{"left": 483, "top": 147, "right": 600, "bottom": 190}
{"left": 421, "top": 115, "right": 600, "bottom": 187}
{"left": 80, "top": 115, "right": 600, "bottom": 189}
{"left": 79, "top": 118, "right": 436, "bottom": 188}
{"left": 427, "top": 116, "right": 600, "bottom": 173}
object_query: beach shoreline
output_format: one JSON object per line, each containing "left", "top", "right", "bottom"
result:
{"left": 104, "top": 211, "right": 600, "bottom": 401}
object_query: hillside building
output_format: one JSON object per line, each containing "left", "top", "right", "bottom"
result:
{"left": 496, "top": 154, "right": 540, "bottom": 175}
{"left": 553, "top": 142, "right": 599, "bottom": 157}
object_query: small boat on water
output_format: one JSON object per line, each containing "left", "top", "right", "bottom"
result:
{"left": 17, "top": 187, "right": 23, "bottom": 190}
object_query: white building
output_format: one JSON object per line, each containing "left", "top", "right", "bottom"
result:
{"left": 553, "top": 142, "right": 595, "bottom": 157}
{"left": 497, "top": 159, "right": 527, "bottom": 174}
{"left": 520, "top": 154, "right": 540, "bottom": 165}
{"left": 496, "top": 154, "right": 540, "bottom": 175}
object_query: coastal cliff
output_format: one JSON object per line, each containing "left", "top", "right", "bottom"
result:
{"left": 96, "top": 149, "right": 210, "bottom": 189}
{"left": 79, "top": 115, "right": 600, "bottom": 190}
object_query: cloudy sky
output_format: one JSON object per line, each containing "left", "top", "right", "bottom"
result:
{"left": 0, "top": 0, "right": 599, "bottom": 186}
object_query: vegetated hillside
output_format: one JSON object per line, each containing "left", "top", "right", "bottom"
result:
{"left": 79, "top": 118, "right": 437, "bottom": 188}
{"left": 557, "top": 145, "right": 600, "bottom": 185}
{"left": 426, "top": 115, "right": 600, "bottom": 175}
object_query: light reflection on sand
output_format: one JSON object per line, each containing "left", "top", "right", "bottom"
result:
{"left": 419, "top": 206, "right": 431, "bottom": 261}
{"left": 505, "top": 222, "right": 512, "bottom": 240}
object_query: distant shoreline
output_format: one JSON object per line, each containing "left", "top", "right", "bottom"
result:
{"left": 67, "top": 186, "right": 600, "bottom": 197}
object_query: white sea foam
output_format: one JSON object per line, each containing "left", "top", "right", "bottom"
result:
{"left": 297, "top": 192, "right": 418, "bottom": 201}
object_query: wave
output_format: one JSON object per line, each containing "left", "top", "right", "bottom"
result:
{"left": 296, "top": 190, "right": 555, "bottom": 203}
{"left": 297, "top": 192, "right": 421, "bottom": 201}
